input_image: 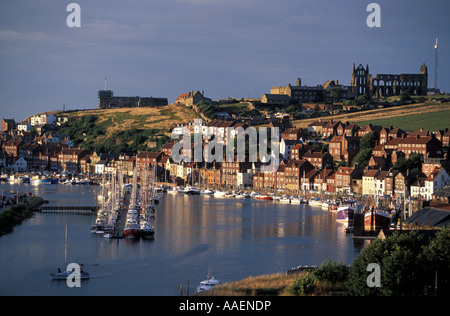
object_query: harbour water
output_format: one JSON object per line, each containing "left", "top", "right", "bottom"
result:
{"left": 0, "top": 182, "right": 364, "bottom": 296}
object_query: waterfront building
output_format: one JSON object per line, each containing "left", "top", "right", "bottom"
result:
{"left": 362, "top": 169, "right": 380, "bottom": 196}
{"left": 335, "top": 166, "right": 363, "bottom": 194}
{"left": 58, "top": 148, "right": 88, "bottom": 173}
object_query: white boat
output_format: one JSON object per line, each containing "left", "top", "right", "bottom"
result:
{"left": 321, "top": 202, "right": 329, "bottom": 210}
{"left": 200, "top": 189, "right": 214, "bottom": 195}
{"left": 31, "top": 177, "right": 52, "bottom": 185}
{"left": 214, "top": 191, "right": 226, "bottom": 197}
{"left": 167, "top": 187, "right": 181, "bottom": 194}
{"left": 309, "top": 199, "right": 322, "bottom": 207}
{"left": 290, "top": 198, "right": 301, "bottom": 204}
{"left": 51, "top": 223, "right": 90, "bottom": 280}
{"left": 280, "top": 197, "right": 291, "bottom": 203}
{"left": 197, "top": 270, "right": 221, "bottom": 293}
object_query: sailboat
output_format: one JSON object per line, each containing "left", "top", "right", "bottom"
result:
{"left": 50, "top": 223, "right": 90, "bottom": 280}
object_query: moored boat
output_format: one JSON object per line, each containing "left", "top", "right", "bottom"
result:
{"left": 364, "top": 209, "right": 391, "bottom": 230}
{"left": 309, "top": 199, "right": 322, "bottom": 207}
{"left": 336, "top": 205, "right": 356, "bottom": 224}
{"left": 256, "top": 195, "right": 272, "bottom": 200}
{"left": 214, "top": 191, "right": 226, "bottom": 197}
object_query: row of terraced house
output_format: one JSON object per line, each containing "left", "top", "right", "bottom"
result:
{"left": 1, "top": 116, "right": 449, "bottom": 201}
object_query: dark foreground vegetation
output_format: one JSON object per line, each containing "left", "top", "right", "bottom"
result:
{"left": 0, "top": 197, "right": 44, "bottom": 236}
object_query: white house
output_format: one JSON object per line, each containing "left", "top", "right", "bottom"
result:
{"left": 95, "top": 160, "right": 106, "bottom": 174}
{"left": 17, "top": 122, "right": 32, "bottom": 132}
{"left": 280, "top": 139, "right": 298, "bottom": 161}
{"left": 424, "top": 168, "right": 449, "bottom": 201}
{"left": 30, "top": 114, "right": 57, "bottom": 126}
{"left": 237, "top": 171, "right": 254, "bottom": 188}
{"left": 362, "top": 169, "right": 380, "bottom": 196}
{"left": 8, "top": 157, "right": 27, "bottom": 172}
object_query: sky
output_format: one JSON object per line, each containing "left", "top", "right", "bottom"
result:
{"left": 0, "top": 0, "right": 449, "bottom": 121}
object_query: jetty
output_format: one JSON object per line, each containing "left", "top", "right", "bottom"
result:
{"left": 38, "top": 205, "right": 99, "bottom": 215}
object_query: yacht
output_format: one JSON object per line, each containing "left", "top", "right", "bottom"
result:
{"left": 197, "top": 271, "right": 221, "bottom": 293}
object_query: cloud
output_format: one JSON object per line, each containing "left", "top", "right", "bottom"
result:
{"left": 0, "top": 29, "right": 53, "bottom": 42}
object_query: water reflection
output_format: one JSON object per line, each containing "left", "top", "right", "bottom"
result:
{"left": 0, "top": 183, "right": 362, "bottom": 295}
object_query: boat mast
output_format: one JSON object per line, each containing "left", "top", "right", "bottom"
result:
{"left": 65, "top": 223, "right": 68, "bottom": 268}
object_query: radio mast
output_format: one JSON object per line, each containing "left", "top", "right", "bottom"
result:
{"left": 434, "top": 37, "right": 438, "bottom": 89}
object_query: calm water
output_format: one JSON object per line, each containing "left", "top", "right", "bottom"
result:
{"left": 0, "top": 183, "right": 364, "bottom": 296}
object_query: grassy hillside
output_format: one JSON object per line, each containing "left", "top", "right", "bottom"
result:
{"left": 293, "top": 101, "right": 450, "bottom": 131}
{"left": 54, "top": 103, "right": 200, "bottom": 154}
{"left": 357, "top": 108, "right": 450, "bottom": 132}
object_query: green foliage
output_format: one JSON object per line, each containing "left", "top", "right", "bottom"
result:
{"left": 0, "top": 204, "right": 33, "bottom": 235}
{"left": 197, "top": 103, "right": 217, "bottom": 119}
{"left": 352, "top": 148, "right": 373, "bottom": 169}
{"left": 393, "top": 152, "right": 422, "bottom": 174}
{"left": 289, "top": 272, "right": 317, "bottom": 296}
{"left": 360, "top": 131, "right": 377, "bottom": 149}
{"left": 57, "top": 116, "right": 169, "bottom": 155}
{"left": 422, "top": 228, "right": 450, "bottom": 295}
{"left": 347, "top": 229, "right": 450, "bottom": 296}
{"left": 314, "top": 260, "right": 349, "bottom": 285}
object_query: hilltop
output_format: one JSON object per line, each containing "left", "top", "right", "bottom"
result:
{"left": 51, "top": 103, "right": 200, "bottom": 154}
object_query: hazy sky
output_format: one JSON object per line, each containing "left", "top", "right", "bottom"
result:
{"left": 1, "top": 0, "right": 449, "bottom": 121}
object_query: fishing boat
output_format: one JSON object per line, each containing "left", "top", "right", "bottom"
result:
{"left": 364, "top": 209, "right": 391, "bottom": 230}
{"left": 336, "top": 203, "right": 357, "bottom": 224}
{"left": 140, "top": 221, "right": 155, "bottom": 239}
{"left": 124, "top": 209, "right": 141, "bottom": 239}
{"left": 51, "top": 223, "right": 90, "bottom": 280}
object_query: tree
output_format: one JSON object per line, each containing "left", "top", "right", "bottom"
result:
{"left": 360, "top": 131, "right": 377, "bottom": 149}
{"left": 400, "top": 90, "right": 411, "bottom": 101}
{"left": 422, "top": 228, "right": 450, "bottom": 295}
{"left": 347, "top": 229, "right": 450, "bottom": 296}
{"left": 352, "top": 148, "right": 372, "bottom": 168}
{"left": 329, "top": 87, "right": 342, "bottom": 104}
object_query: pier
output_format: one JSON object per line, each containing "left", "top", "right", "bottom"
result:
{"left": 38, "top": 205, "right": 99, "bottom": 215}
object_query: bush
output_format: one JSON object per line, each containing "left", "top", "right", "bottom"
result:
{"left": 289, "top": 272, "right": 317, "bottom": 296}
{"left": 347, "top": 230, "right": 440, "bottom": 296}
{"left": 314, "top": 260, "right": 349, "bottom": 285}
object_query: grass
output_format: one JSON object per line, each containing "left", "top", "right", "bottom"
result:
{"left": 357, "top": 108, "right": 450, "bottom": 132}
{"left": 293, "top": 101, "right": 450, "bottom": 130}
{"left": 197, "top": 272, "right": 347, "bottom": 296}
